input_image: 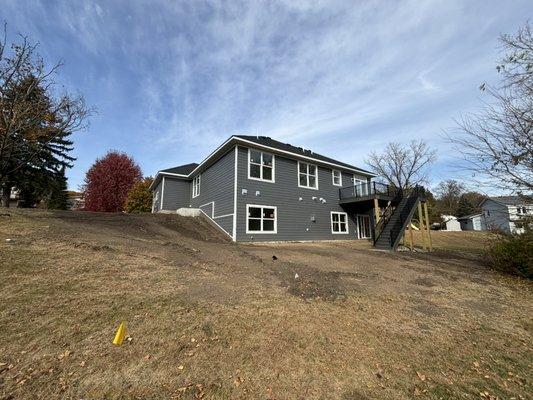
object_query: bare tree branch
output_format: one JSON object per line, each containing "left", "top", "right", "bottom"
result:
{"left": 449, "top": 22, "right": 533, "bottom": 195}
{"left": 365, "top": 140, "right": 437, "bottom": 189}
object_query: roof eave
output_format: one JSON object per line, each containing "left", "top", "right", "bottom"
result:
{"left": 232, "top": 136, "right": 377, "bottom": 177}
{"left": 149, "top": 171, "right": 190, "bottom": 191}
{"left": 150, "top": 135, "right": 377, "bottom": 189}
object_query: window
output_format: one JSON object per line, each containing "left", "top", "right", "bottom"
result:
{"left": 332, "top": 169, "right": 342, "bottom": 186}
{"left": 331, "top": 212, "right": 349, "bottom": 234}
{"left": 248, "top": 149, "right": 274, "bottom": 182}
{"left": 192, "top": 174, "right": 201, "bottom": 198}
{"left": 246, "top": 205, "right": 277, "bottom": 233}
{"left": 298, "top": 161, "right": 318, "bottom": 189}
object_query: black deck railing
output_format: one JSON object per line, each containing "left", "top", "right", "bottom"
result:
{"left": 338, "top": 181, "right": 396, "bottom": 200}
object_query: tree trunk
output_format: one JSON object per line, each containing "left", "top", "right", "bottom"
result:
{"left": 1, "top": 183, "right": 11, "bottom": 208}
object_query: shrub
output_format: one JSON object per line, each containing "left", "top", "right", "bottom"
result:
{"left": 124, "top": 178, "right": 153, "bottom": 214}
{"left": 486, "top": 217, "right": 533, "bottom": 279}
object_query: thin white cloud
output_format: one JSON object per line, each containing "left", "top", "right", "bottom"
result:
{"left": 2, "top": 0, "right": 530, "bottom": 188}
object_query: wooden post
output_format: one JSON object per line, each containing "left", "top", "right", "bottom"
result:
{"left": 417, "top": 201, "right": 427, "bottom": 251}
{"left": 424, "top": 202, "right": 433, "bottom": 252}
{"left": 374, "top": 198, "right": 380, "bottom": 225}
{"left": 408, "top": 221, "right": 414, "bottom": 251}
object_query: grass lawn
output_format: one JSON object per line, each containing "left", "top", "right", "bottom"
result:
{"left": 0, "top": 209, "right": 531, "bottom": 399}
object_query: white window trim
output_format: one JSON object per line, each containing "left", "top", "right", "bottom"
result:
{"left": 330, "top": 211, "right": 349, "bottom": 234}
{"left": 247, "top": 148, "right": 275, "bottom": 183}
{"left": 332, "top": 169, "right": 342, "bottom": 187}
{"left": 192, "top": 174, "right": 201, "bottom": 198}
{"left": 246, "top": 204, "right": 278, "bottom": 234}
{"left": 297, "top": 161, "right": 319, "bottom": 190}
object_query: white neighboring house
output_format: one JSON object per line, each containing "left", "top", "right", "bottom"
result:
{"left": 441, "top": 215, "right": 462, "bottom": 231}
{"left": 481, "top": 196, "right": 533, "bottom": 234}
{"left": 457, "top": 213, "right": 485, "bottom": 231}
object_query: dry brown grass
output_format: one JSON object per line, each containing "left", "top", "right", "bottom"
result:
{"left": 400, "top": 230, "right": 491, "bottom": 255}
{"left": 0, "top": 209, "right": 531, "bottom": 399}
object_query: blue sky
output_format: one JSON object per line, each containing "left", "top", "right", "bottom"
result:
{"left": 3, "top": 1, "right": 531, "bottom": 192}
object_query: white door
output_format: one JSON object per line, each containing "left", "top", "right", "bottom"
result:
{"left": 357, "top": 215, "right": 371, "bottom": 239}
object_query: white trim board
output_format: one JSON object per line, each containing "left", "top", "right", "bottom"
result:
{"left": 200, "top": 201, "right": 234, "bottom": 220}
{"left": 160, "top": 176, "right": 165, "bottom": 210}
{"left": 232, "top": 146, "right": 238, "bottom": 242}
{"left": 199, "top": 209, "right": 233, "bottom": 239}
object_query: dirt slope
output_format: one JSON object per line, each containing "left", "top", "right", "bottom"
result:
{"left": 0, "top": 209, "right": 531, "bottom": 400}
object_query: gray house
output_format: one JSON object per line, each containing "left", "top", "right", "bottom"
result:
{"left": 481, "top": 196, "right": 532, "bottom": 234}
{"left": 150, "top": 135, "right": 389, "bottom": 242}
{"left": 457, "top": 213, "right": 485, "bottom": 231}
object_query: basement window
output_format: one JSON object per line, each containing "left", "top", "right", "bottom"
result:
{"left": 246, "top": 205, "right": 277, "bottom": 233}
{"left": 248, "top": 149, "right": 275, "bottom": 182}
{"left": 331, "top": 212, "right": 348, "bottom": 234}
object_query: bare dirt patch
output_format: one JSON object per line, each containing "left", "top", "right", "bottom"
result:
{"left": 0, "top": 209, "right": 532, "bottom": 399}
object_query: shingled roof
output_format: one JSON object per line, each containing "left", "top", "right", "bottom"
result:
{"left": 234, "top": 135, "right": 373, "bottom": 175}
{"left": 160, "top": 163, "right": 199, "bottom": 175}
{"left": 486, "top": 196, "right": 533, "bottom": 206}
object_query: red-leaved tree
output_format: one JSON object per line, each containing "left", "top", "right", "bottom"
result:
{"left": 83, "top": 151, "right": 142, "bottom": 212}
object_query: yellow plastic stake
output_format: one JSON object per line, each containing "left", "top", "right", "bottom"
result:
{"left": 113, "top": 322, "right": 126, "bottom": 346}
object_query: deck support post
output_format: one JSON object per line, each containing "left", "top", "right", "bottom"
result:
{"left": 417, "top": 201, "right": 427, "bottom": 251}
{"left": 423, "top": 202, "right": 433, "bottom": 252}
{"left": 373, "top": 198, "right": 380, "bottom": 225}
{"left": 408, "top": 221, "right": 414, "bottom": 251}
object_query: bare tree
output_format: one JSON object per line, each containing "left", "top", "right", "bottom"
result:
{"left": 366, "top": 140, "right": 437, "bottom": 189}
{"left": 0, "top": 24, "right": 90, "bottom": 206}
{"left": 449, "top": 22, "right": 533, "bottom": 194}
{"left": 434, "top": 179, "right": 465, "bottom": 216}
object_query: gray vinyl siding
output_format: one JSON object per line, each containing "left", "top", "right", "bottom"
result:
{"left": 152, "top": 181, "right": 163, "bottom": 213}
{"left": 482, "top": 200, "right": 511, "bottom": 233}
{"left": 235, "top": 146, "right": 370, "bottom": 242}
{"left": 161, "top": 177, "right": 190, "bottom": 210}
{"left": 190, "top": 148, "right": 236, "bottom": 236}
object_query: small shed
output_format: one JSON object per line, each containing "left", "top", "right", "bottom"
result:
{"left": 441, "top": 215, "right": 461, "bottom": 231}
{"left": 457, "top": 213, "right": 485, "bottom": 231}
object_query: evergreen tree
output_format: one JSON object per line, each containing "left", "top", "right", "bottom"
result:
{"left": 1, "top": 30, "right": 89, "bottom": 206}
{"left": 47, "top": 167, "right": 68, "bottom": 210}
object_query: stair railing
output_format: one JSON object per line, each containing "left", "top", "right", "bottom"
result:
{"left": 388, "top": 186, "right": 422, "bottom": 249}
{"left": 373, "top": 189, "right": 403, "bottom": 244}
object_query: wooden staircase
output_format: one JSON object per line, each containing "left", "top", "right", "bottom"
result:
{"left": 373, "top": 186, "right": 424, "bottom": 251}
